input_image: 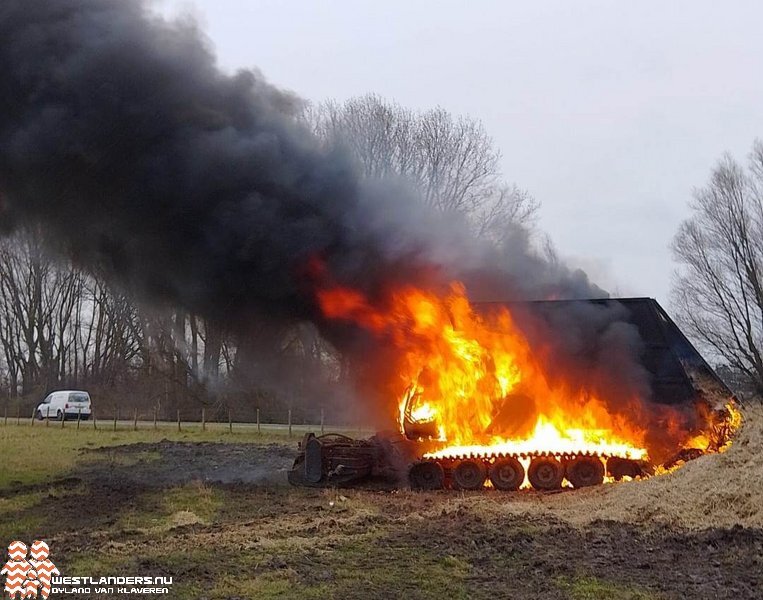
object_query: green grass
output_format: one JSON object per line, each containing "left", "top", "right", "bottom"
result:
{"left": 0, "top": 509, "right": 44, "bottom": 540}
{"left": 65, "top": 552, "right": 133, "bottom": 576}
{"left": 163, "top": 480, "right": 222, "bottom": 522}
{"left": 210, "top": 572, "right": 331, "bottom": 600}
{"left": 119, "top": 480, "right": 223, "bottom": 530}
{"left": 0, "top": 421, "right": 303, "bottom": 550}
{"left": 0, "top": 482, "right": 89, "bottom": 538}
{"left": 304, "top": 536, "right": 471, "bottom": 600}
{"left": 0, "top": 422, "right": 301, "bottom": 489}
{"left": 557, "top": 576, "right": 660, "bottom": 600}
{"left": 132, "top": 533, "right": 472, "bottom": 600}
{"left": 0, "top": 489, "right": 45, "bottom": 513}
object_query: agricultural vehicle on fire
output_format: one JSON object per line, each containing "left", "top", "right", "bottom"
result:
{"left": 288, "top": 298, "right": 738, "bottom": 491}
{"left": 287, "top": 429, "right": 650, "bottom": 491}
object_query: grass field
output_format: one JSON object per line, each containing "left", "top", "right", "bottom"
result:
{"left": 1, "top": 407, "right": 761, "bottom": 599}
{"left": 0, "top": 421, "right": 307, "bottom": 488}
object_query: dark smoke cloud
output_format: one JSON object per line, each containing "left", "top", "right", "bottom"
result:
{"left": 0, "top": 0, "right": 603, "bottom": 337}
{"left": 0, "top": 0, "right": 714, "bottom": 456}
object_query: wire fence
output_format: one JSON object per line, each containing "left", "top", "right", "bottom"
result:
{"left": 2, "top": 404, "right": 369, "bottom": 437}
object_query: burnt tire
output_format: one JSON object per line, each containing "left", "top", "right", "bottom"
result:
{"left": 528, "top": 456, "right": 564, "bottom": 490}
{"left": 565, "top": 456, "right": 605, "bottom": 488}
{"left": 452, "top": 459, "right": 487, "bottom": 490}
{"left": 488, "top": 457, "right": 524, "bottom": 491}
{"left": 607, "top": 457, "right": 644, "bottom": 481}
{"left": 409, "top": 461, "right": 445, "bottom": 490}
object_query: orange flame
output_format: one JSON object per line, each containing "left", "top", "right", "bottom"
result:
{"left": 319, "top": 282, "right": 656, "bottom": 462}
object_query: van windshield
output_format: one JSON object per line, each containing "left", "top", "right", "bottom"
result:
{"left": 69, "top": 393, "right": 90, "bottom": 403}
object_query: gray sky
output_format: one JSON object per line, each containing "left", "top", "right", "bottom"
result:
{"left": 157, "top": 0, "right": 763, "bottom": 305}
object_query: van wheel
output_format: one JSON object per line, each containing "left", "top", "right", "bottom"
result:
{"left": 36, "top": 410, "right": 43, "bottom": 420}
{"left": 56, "top": 410, "right": 63, "bottom": 421}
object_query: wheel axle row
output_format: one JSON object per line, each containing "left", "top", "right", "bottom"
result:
{"left": 409, "top": 454, "right": 640, "bottom": 491}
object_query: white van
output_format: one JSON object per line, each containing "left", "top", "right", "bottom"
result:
{"left": 36, "top": 390, "right": 92, "bottom": 421}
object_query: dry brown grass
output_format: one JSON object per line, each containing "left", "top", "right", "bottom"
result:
{"left": 449, "top": 402, "right": 763, "bottom": 530}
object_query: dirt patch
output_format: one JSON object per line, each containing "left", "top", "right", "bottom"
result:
{"left": 397, "top": 511, "right": 763, "bottom": 600}
{"left": 51, "top": 486, "right": 762, "bottom": 599}
{"left": 78, "top": 440, "right": 296, "bottom": 487}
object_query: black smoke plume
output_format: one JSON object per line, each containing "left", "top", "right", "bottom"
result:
{"left": 0, "top": 0, "right": 602, "bottom": 338}
{"left": 0, "top": 1, "right": 720, "bottom": 459}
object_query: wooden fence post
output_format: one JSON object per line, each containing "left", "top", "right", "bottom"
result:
{"left": 17, "top": 405, "right": 21, "bottom": 426}
{"left": 93, "top": 409, "right": 97, "bottom": 430}
{"left": 113, "top": 407, "right": 118, "bottom": 432}
{"left": 133, "top": 408, "right": 138, "bottom": 431}
{"left": 177, "top": 409, "right": 181, "bottom": 432}
{"left": 320, "top": 407, "right": 325, "bottom": 435}
{"left": 153, "top": 406, "right": 158, "bottom": 430}
{"left": 45, "top": 406, "right": 49, "bottom": 427}
{"left": 201, "top": 407, "right": 206, "bottom": 432}
{"left": 77, "top": 408, "right": 81, "bottom": 430}
{"left": 29, "top": 408, "right": 34, "bottom": 427}
{"left": 228, "top": 409, "right": 232, "bottom": 434}
{"left": 288, "top": 408, "right": 292, "bottom": 438}
{"left": 256, "top": 408, "right": 260, "bottom": 434}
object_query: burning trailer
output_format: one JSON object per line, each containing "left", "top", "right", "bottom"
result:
{"left": 0, "top": 2, "right": 738, "bottom": 496}
{"left": 289, "top": 295, "right": 739, "bottom": 492}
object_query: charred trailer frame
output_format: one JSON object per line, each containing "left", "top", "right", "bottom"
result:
{"left": 287, "top": 432, "right": 421, "bottom": 488}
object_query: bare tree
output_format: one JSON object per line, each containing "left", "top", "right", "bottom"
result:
{"left": 672, "top": 140, "right": 763, "bottom": 393}
{"left": 303, "top": 94, "right": 538, "bottom": 237}
{"left": 0, "top": 229, "right": 84, "bottom": 396}
{"left": 300, "top": 94, "right": 544, "bottom": 412}
{"left": 82, "top": 278, "right": 144, "bottom": 385}
{"left": 0, "top": 226, "right": 337, "bottom": 419}
{"left": 0, "top": 96, "right": 540, "bottom": 417}
{"left": 0, "top": 229, "right": 145, "bottom": 398}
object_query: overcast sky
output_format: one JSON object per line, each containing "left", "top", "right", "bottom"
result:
{"left": 156, "top": 0, "right": 763, "bottom": 306}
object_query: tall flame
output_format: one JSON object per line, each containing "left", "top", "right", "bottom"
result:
{"left": 319, "top": 282, "right": 652, "bottom": 461}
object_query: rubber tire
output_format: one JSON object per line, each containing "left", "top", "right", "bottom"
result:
{"left": 606, "top": 457, "right": 643, "bottom": 481}
{"left": 36, "top": 410, "right": 43, "bottom": 421}
{"left": 489, "top": 457, "right": 525, "bottom": 491}
{"left": 527, "top": 456, "right": 564, "bottom": 491}
{"left": 56, "top": 410, "right": 63, "bottom": 421}
{"left": 565, "top": 456, "right": 605, "bottom": 488}
{"left": 452, "top": 459, "right": 488, "bottom": 490}
{"left": 409, "top": 461, "right": 445, "bottom": 490}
